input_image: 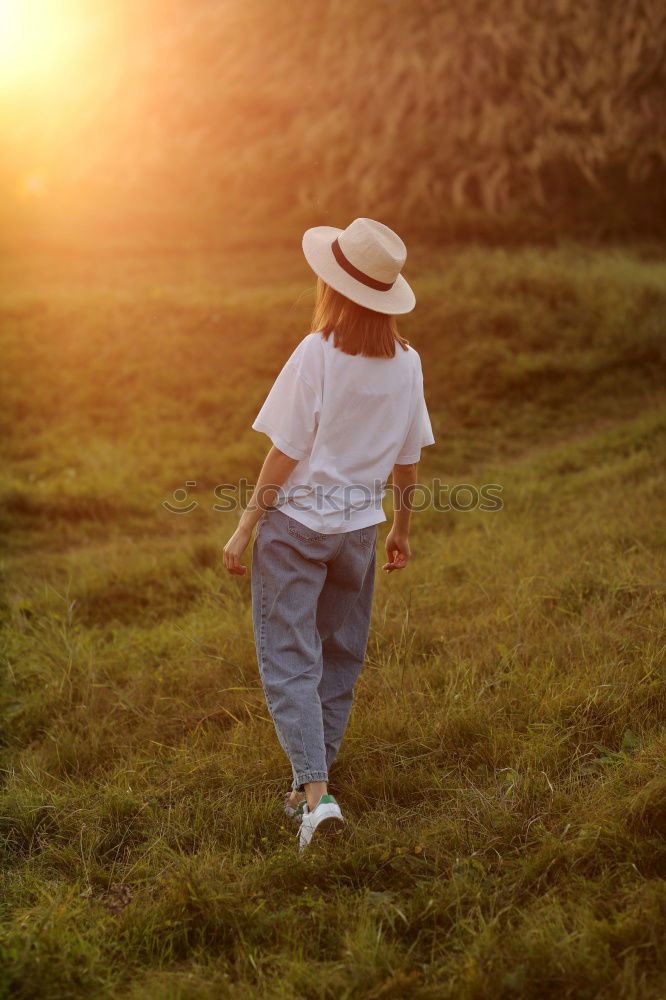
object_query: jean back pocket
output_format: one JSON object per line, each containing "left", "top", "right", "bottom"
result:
{"left": 359, "top": 525, "right": 377, "bottom": 548}
{"left": 286, "top": 516, "right": 328, "bottom": 543}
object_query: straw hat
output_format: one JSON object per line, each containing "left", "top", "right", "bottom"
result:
{"left": 302, "top": 217, "right": 416, "bottom": 315}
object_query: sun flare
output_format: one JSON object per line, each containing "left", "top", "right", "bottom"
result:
{"left": 0, "top": 0, "right": 83, "bottom": 84}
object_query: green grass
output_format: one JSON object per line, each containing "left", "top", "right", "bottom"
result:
{"left": 1, "top": 243, "right": 666, "bottom": 998}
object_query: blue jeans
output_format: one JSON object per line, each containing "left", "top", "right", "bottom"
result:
{"left": 251, "top": 506, "right": 378, "bottom": 792}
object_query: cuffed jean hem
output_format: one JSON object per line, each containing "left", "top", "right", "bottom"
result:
{"left": 292, "top": 770, "right": 329, "bottom": 791}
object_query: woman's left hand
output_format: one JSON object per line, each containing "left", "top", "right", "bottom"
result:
{"left": 223, "top": 526, "right": 252, "bottom": 575}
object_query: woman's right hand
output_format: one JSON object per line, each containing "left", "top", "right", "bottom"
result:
{"left": 382, "top": 529, "right": 411, "bottom": 572}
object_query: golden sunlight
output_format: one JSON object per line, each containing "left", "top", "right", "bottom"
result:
{"left": 0, "top": 0, "right": 86, "bottom": 84}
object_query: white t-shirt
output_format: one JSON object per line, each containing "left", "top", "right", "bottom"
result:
{"left": 251, "top": 330, "right": 436, "bottom": 533}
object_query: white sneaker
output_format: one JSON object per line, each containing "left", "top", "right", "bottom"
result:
{"left": 297, "top": 794, "right": 345, "bottom": 853}
{"left": 284, "top": 791, "right": 307, "bottom": 823}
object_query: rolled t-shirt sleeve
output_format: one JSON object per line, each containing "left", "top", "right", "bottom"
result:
{"left": 252, "top": 355, "right": 321, "bottom": 461}
{"left": 395, "top": 374, "right": 436, "bottom": 465}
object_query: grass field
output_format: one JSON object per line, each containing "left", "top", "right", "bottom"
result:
{"left": 1, "top": 242, "right": 666, "bottom": 998}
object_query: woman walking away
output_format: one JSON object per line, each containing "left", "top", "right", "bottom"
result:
{"left": 222, "top": 218, "right": 436, "bottom": 854}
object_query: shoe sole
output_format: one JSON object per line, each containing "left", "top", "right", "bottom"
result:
{"left": 313, "top": 815, "right": 345, "bottom": 837}
{"left": 298, "top": 812, "right": 347, "bottom": 853}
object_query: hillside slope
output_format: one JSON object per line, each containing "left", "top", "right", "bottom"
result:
{"left": 1, "top": 245, "right": 665, "bottom": 997}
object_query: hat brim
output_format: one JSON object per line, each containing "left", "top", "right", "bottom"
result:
{"left": 302, "top": 226, "right": 416, "bottom": 315}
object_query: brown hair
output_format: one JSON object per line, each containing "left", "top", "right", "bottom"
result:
{"left": 310, "top": 278, "right": 410, "bottom": 358}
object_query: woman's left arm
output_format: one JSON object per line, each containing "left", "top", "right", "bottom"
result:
{"left": 222, "top": 446, "right": 300, "bottom": 575}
